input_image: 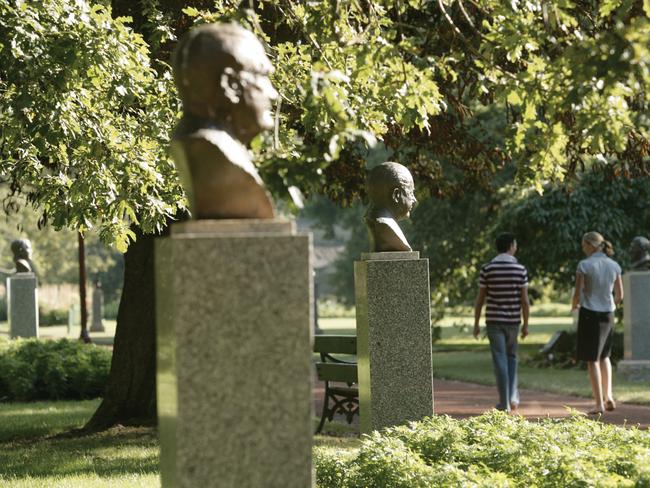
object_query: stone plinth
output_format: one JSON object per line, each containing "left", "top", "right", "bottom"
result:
{"left": 90, "top": 286, "right": 105, "bottom": 332}
{"left": 7, "top": 274, "right": 39, "bottom": 338}
{"left": 156, "top": 219, "right": 313, "bottom": 488}
{"left": 354, "top": 251, "right": 433, "bottom": 434}
{"left": 620, "top": 272, "right": 650, "bottom": 380}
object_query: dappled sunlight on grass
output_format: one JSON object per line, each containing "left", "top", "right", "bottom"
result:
{"left": 0, "top": 421, "right": 159, "bottom": 487}
{"left": 0, "top": 399, "right": 99, "bottom": 442}
{"left": 0, "top": 401, "right": 160, "bottom": 487}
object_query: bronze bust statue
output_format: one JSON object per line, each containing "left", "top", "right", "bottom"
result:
{"left": 630, "top": 236, "right": 650, "bottom": 271}
{"left": 11, "top": 239, "right": 35, "bottom": 273}
{"left": 364, "top": 162, "right": 417, "bottom": 252}
{"left": 171, "top": 23, "right": 278, "bottom": 219}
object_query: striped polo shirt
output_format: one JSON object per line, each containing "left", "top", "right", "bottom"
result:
{"left": 480, "top": 254, "right": 528, "bottom": 326}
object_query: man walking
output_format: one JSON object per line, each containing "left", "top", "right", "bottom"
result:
{"left": 474, "top": 232, "right": 530, "bottom": 412}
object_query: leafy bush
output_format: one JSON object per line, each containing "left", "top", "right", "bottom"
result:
{"left": 315, "top": 411, "right": 650, "bottom": 487}
{"left": 39, "top": 307, "right": 69, "bottom": 326}
{"left": 0, "top": 338, "right": 111, "bottom": 401}
{"left": 103, "top": 299, "right": 120, "bottom": 320}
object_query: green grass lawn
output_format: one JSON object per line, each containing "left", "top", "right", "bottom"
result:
{"left": 0, "top": 398, "right": 360, "bottom": 487}
{"left": 318, "top": 306, "right": 650, "bottom": 405}
{"left": 0, "top": 400, "right": 159, "bottom": 487}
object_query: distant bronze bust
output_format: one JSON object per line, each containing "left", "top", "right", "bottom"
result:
{"left": 630, "top": 236, "right": 650, "bottom": 271}
{"left": 171, "top": 23, "right": 278, "bottom": 219}
{"left": 11, "top": 239, "right": 35, "bottom": 274}
{"left": 365, "top": 162, "right": 417, "bottom": 252}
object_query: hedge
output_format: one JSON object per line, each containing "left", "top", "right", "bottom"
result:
{"left": 0, "top": 338, "right": 111, "bottom": 401}
{"left": 315, "top": 411, "right": 650, "bottom": 487}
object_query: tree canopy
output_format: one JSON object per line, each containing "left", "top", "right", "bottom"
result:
{"left": 192, "top": 0, "right": 649, "bottom": 203}
{"left": 1, "top": 0, "right": 648, "bottom": 428}
{"left": 2, "top": 0, "right": 648, "bottom": 246}
{"left": 0, "top": 0, "right": 184, "bottom": 251}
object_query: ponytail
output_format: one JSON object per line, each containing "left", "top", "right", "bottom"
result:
{"left": 602, "top": 239, "right": 614, "bottom": 256}
{"left": 582, "top": 231, "right": 614, "bottom": 256}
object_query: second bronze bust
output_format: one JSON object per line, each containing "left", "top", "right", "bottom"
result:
{"left": 171, "top": 23, "right": 278, "bottom": 219}
{"left": 365, "top": 162, "right": 417, "bottom": 252}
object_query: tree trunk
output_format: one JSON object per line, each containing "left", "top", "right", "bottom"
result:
{"left": 78, "top": 232, "right": 91, "bottom": 343}
{"left": 84, "top": 228, "right": 157, "bottom": 431}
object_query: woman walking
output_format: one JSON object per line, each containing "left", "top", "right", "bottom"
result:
{"left": 571, "top": 232, "right": 623, "bottom": 415}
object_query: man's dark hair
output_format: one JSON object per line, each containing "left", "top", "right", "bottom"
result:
{"left": 496, "top": 232, "right": 516, "bottom": 253}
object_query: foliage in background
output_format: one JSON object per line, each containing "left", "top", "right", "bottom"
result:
{"left": 0, "top": 191, "right": 124, "bottom": 301}
{"left": 188, "top": 1, "right": 649, "bottom": 206}
{"left": 314, "top": 169, "right": 650, "bottom": 305}
{"left": 315, "top": 411, "right": 650, "bottom": 487}
{"left": 0, "top": 0, "right": 185, "bottom": 251}
{"left": 0, "top": 338, "right": 111, "bottom": 401}
{"left": 494, "top": 170, "right": 650, "bottom": 287}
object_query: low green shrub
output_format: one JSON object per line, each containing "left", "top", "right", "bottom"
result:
{"left": 315, "top": 411, "right": 650, "bottom": 487}
{"left": 103, "top": 299, "right": 120, "bottom": 320}
{"left": 39, "top": 307, "right": 69, "bottom": 326}
{"left": 0, "top": 338, "right": 111, "bottom": 401}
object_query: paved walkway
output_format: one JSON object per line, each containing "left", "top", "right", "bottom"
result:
{"left": 314, "top": 378, "right": 650, "bottom": 431}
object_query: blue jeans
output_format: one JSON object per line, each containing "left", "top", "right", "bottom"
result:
{"left": 486, "top": 324, "right": 520, "bottom": 411}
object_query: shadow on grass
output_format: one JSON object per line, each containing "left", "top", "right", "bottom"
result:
{"left": 0, "top": 426, "right": 159, "bottom": 479}
{"left": 0, "top": 399, "right": 100, "bottom": 442}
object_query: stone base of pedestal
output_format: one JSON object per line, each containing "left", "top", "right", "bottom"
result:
{"left": 156, "top": 219, "right": 313, "bottom": 488}
{"left": 89, "top": 321, "right": 105, "bottom": 333}
{"left": 354, "top": 251, "right": 434, "bottom": 434}
{"left": 7, "top": 274, "right": 39, "bottom": 338}
{"left": 618, "top": 360, "right": 650, "bottom": 381}
{"left": 623, "top": 272, "right": 650, "bottom": 362}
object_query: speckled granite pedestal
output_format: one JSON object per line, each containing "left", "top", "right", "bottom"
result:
{"left": 354, "top": 251, "right": 434, "bottom": 434}
{"left": 619, "top": 272, "right": 650, "bottom": 381}
{"left": 7, "top": 274, "right": 39, "bottom": 338}
{"left": 156, "top": 219, "right": 313, "bottom": 488}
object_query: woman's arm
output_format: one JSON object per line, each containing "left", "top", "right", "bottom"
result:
{"left": 571, "top": 273, "right": 584, "bottom": 310}
{"left": 473, "top": 287, "right": 487, "bottom": 339}
{"left": 613, "top": 275, "right": 623, "bottom": 306}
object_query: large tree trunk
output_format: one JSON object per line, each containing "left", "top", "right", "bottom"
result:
{"left": 84, "top": 228, "right": 157, "bottom": 431}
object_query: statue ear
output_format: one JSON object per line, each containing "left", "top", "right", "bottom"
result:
{"left": 220, "top": 67, "right": 242, "bottom": 104}
{"left": 391, "top": 187, "right": 401, "bottom": 203}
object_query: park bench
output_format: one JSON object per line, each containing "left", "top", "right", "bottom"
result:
{"left": 314, "top": 334, "right": 359, "bottom": 434}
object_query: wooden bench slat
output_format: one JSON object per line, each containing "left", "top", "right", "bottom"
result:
{"left": 316, "top": 362, "right": 358, "bottom": 383}
{"left": 314, "top": 334, "right": 357, "bottom": 354}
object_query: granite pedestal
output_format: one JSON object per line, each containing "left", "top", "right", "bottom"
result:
{"left": 156, "top": 219, "right": 313, "bottom": 488}
{"left": 90, "top": 286, "right": 105, "bottom": 332}
{"left": 619, "top": 272, "right": 650, "bottom": 380}
{"left": 7, "top": 274, "right": 39, "bottom": 338}
{"left": 354, "top": 251, "right": 434, "bottom": 434}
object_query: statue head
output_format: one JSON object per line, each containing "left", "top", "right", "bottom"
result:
{"left": 367, "top": 162, "right": 417, "bottom": 221}
{"left": 10, "top": 238, "right": 32, "bottom": 262}
{"left": 172, "top": 23, "right": 278, "bottom": 145}
{"left": 630, "top": 236, "right": 650, "bottom": 264}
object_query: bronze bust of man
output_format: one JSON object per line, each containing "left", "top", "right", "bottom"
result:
{"left": 630, "top": 236, "right": 650, "bottom": 271}
{"left": 171, "top": 23, "right": 278, "bottom": 219}
{"left": 365, "top": 162, "right": 417, "bottom": 252}
{"left": 11, "top": 239, "right": 35, "bottom": 273}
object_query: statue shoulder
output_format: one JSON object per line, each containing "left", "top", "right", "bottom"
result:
{"left": 15, "top": 259, "right": 32, "bottom": 273}
{"left": 365, "top": 215, "right": 412, "bottom": 252}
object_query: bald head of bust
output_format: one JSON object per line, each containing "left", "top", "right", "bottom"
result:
{"left": 367, "top": 162, "right": 417, "bottom": 221}
{"left": 11, "top": 238, "right": 34, "bottom": 273}
{"left": 364, "top": 162, "right": 417, "bottom": 252}
{"left": 630, "top": 236, "right": 650, "bottom": 270}
{"left": 172, "top": 23, "right": 278, "bottom": 145}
